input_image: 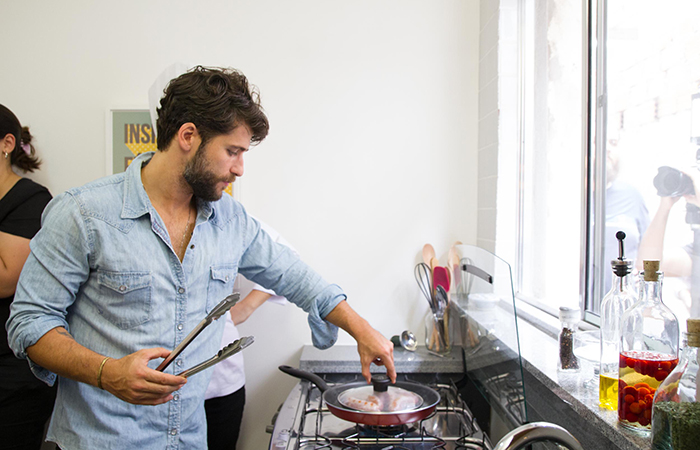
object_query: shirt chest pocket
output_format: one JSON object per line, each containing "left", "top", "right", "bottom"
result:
{"left": 97, "top": 270, "right": 153, "bottom": 330}
{"left": 206, "top": 265, "right": 238, "bottom": 313}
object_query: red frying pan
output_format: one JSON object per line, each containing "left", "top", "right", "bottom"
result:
{"left": 279, "top": 365, "right": 441, "bottom": 426}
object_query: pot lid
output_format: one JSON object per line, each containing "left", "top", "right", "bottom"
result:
{"left": 337, "top": 385, "right": 423, "bottom": 412}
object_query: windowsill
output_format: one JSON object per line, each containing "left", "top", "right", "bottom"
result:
{"left": 512, "top": 296, "right": 600, "bottom": 336}
{"left": 503, "top": 300, "right": 651, "bottom": 450}
{"left": 511, "top": 297, "right": 559, "bottom": 339}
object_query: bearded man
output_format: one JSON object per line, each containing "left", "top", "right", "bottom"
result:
{"left": 7, "top": 66, "right": 395, "bottom": 450}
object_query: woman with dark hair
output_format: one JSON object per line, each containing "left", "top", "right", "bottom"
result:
{"left": 0, "top": 104, "right": 55, "bottom": 449}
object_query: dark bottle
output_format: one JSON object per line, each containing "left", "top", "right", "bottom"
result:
{"left": 558, "top": 306, "right": 580, "bottom": 372}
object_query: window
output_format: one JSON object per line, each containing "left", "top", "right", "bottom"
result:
{"left": 503, "top": 0, "right": 584, "bottom": 316}
{"left": 506, "top": 0, "right": 700, "bottom": 325}
{"left": 594, "top": 0, "right": 700, "bottom": 325}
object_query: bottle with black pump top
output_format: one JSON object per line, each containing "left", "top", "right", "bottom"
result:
{"left": 599, "top": 231, "right": 637, "bottom": 410}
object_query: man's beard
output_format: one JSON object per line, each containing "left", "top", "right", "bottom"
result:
{"left": 183, "top": 143, "right": 234, "bottom": 202}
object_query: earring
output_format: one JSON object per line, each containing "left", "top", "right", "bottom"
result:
{"left": 3, "top": 152, "right": 7, "bottom": 159}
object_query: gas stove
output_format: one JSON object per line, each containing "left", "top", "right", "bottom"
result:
{"left": 268, "top": 372, "right": 493, "bottom": 450}
{"left": 267, "top": 245, "right": 590, "bottom": 450}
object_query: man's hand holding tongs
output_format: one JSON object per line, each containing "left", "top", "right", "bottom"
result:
{"left": 99, "top": 294, "right": 249, "bottom": 405}
{"left": 99, "top": 347, "right": 188, "bottom": 405}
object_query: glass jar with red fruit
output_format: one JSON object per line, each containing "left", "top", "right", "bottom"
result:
{"left": 651, "top": 319, "right": 700, "bottom": 450}
{"left": 618, "top": 260, "right": 680, "bottom": 433}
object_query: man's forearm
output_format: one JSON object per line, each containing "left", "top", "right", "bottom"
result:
{"left": 323, "top": 299, "right": 373, "bottom": 339}
{"left": 26, "top": 327, "right": 106, "bottom": 388}
{"left": 637, "top": 199, "right": 675, "bottom": 266}
{"left": 324, "top": 300, "right": 396, "bottom": 383}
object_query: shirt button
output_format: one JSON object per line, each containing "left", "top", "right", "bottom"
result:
{"left": 178, "top": 287, "right": 185, "bottom": 294}
{"left": 190, "top": 244, "right": 195, "bottom": 249}
{"left": 173, "top": 394, "right": 180, "bottom": 401}
{"left": 176, "top": 359, "right": 183, "bottom": 367}
{"left": 170, "top": 429, "right": 177, "bottom": 436}
{"left": 177, "top": 323, "right": 183, "bottom": 331}
{"left": 225, "top": 276, "right": 229, "bottom": 282}
{"left": 119, "top": 285, "right": 127, "bottom": 292}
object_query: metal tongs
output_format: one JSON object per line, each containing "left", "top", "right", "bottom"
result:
{"left": 177, "top": 335, "right": 254, "bottom": 378}
{"left": 157, "top": 293, "right": 241, "bottom": 372}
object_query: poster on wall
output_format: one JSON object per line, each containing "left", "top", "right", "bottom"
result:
{"left": 106, "top": 109, "right": 235, "bottom": 198}
{"left": 107, "top": 109, "right": 156, "bottom": 174}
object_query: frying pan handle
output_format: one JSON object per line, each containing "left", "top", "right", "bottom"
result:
{"left": 278, "top": 365, "right": 329, "bottom": 392}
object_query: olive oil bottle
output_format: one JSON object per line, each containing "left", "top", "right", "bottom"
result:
{"left": 599, "top": 231, "right": 636, "bottom": 410}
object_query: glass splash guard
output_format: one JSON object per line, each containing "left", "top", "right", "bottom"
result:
{"left": 451, "top": 244, "right": 528, "bottom": 428}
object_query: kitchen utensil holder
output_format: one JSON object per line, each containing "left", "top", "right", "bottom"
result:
{"left": 425, "top": 308, "right": 451, "bottom": 356}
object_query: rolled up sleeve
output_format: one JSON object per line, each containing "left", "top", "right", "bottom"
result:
{"left": 237, "top": 214, "right": 346, "bottom": 349}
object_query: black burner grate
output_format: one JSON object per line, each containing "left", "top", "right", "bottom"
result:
{"left": 292, "top": 374, "right": 491, "bottom": 450}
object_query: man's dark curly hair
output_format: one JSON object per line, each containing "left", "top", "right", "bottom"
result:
{"left": 155, "top": 66, "right": 269, "bottom": 150}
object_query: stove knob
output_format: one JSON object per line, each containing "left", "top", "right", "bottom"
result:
{"left": 272, "top": 429, "right": 290, "bottom": 449}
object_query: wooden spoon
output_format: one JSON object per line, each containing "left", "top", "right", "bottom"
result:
{"left": 448, "top": 244, "right": 460, "bottom": 290}
{"left": 448, "top": 245, "right": 459, "bottom": 269}
{"left": 430, "top": 257, "right": 440, "bottom": 274}
{"left": 422, "top": 244, "right": 436, "bottom": 266}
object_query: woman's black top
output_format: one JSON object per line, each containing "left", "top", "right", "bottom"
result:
{"left": 0, "top": 178, "right": 52, "bottom": 388}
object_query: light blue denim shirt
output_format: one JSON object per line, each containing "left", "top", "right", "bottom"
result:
{"left": 7, "top": 152, "right": 345, "bottom": 450}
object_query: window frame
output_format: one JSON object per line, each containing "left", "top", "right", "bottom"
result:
{"left": 581, "top": 0, "right": 605, "bottom": 325}
{"left": 513, "top": 0, "right": 700, "bottom": 325}
{"left": 511, "top": 0, "right": 606, "bottom": 324}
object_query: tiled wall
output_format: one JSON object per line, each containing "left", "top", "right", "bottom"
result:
{"left": 477, "top": 0, "right": 501, "bottom": 252}
{"left": 478, "top": 0, "right": 519, "bottom": 264}
{"left": 495, "top": 0, "right": 519, "bottom": 263}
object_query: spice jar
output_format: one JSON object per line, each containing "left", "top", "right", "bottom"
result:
{"left": 618, "top": 260, "right": 680, "bottom": 433}
{"left": 599, "top": 231, "right": 637, "bottom": 410}
{"left": 558, "top": 306, "right": 580, "bottom": 372}
{"left": 651, "top": 318, "right": 700, "bottom": 450}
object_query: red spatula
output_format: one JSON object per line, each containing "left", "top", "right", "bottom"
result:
{"left": 432, "top": 266, "right": 450, "bottom": 296}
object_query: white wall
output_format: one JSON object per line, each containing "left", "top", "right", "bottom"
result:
{"left": 1, "top": 1, "right": 479, "bottom": 448}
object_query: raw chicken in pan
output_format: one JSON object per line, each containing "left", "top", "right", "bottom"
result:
{"left": 338, "top": 386, "right": 423, "bottom": 413}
